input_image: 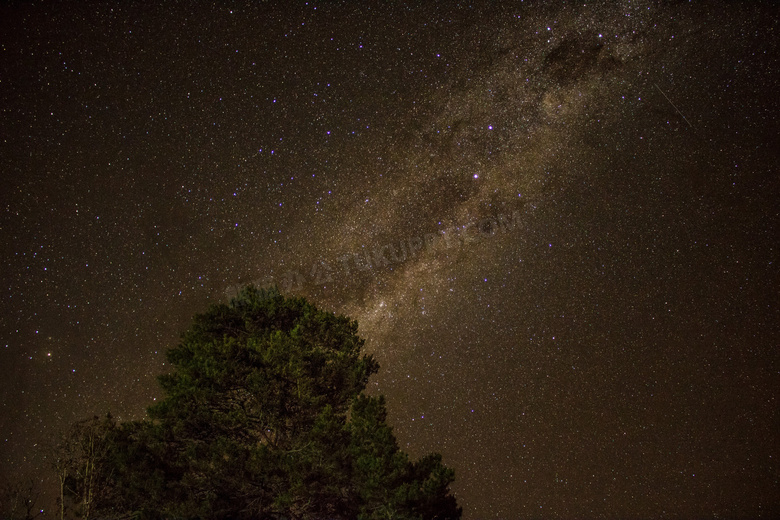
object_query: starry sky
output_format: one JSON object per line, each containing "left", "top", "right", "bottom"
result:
{"left": 1, "top": 1, "right": 778, "bottom": 518}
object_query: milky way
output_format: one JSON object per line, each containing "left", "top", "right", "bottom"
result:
{"left": 1, "top": 2, "right": 778, "bottom": 517}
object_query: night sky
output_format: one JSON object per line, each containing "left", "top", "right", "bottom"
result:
{"left": 1, "top": 1, "right": 778, "bottom": 518}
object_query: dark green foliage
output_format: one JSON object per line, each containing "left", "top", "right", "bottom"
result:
{"left": 60, "top": 286, "right": 460, "bottom": 519}
{"left": 349, "top": 395, "right": 460, "bottom": 520}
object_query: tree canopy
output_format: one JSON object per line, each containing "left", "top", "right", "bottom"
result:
{"left": 54, "top": 286, "right": 461, "bottom": 520}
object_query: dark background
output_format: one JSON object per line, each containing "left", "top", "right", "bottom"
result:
{"left": 1, "top": 1, "right": 778, "bottom": 517}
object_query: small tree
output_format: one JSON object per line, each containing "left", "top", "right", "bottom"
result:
{"left": 0, "top": 476, "right": 45, "bottom": 520}
{"left": 65, "top": 286, "right": 461, "bottom": 519}
{"left": 50, "top": 414, "right": 119, "bottom": 519}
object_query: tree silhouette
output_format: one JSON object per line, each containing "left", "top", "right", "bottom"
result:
{"left": 0, "top": 476, "right": 45, "bottom": 520}
{"left": 49, "top": 414, "right": 119, "bottom": 519}
{"left": 58, "top": 286, "right": 461, "bottom": 520}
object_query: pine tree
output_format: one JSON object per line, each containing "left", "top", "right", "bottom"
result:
{"left": 65, "top": 285, "right": 461, "bottom": 519}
